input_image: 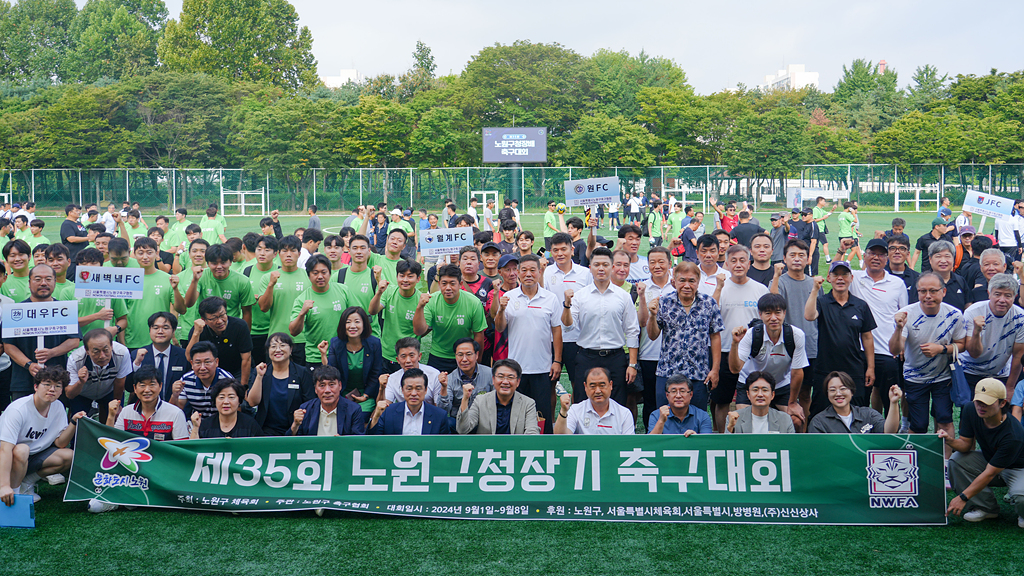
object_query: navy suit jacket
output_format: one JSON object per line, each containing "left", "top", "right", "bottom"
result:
{"left": 326, "top": 336, "right": 384, "bottom": 399}
{"left": 247, "top": 361, "right": 315, "bottom": 430}
{"left": 370, "top": 402, "right": 450, "bottom": 435}
{"left": 135, "top": 344, "right": 190, "bottom": 402}
{"left": 290, "top": 397, "right": 365, "bottom": 436}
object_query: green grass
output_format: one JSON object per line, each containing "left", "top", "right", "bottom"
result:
{"left": 8, "top": 208, "right": 1014, "bottom": 575}
{"left": 1, "top": 481, "right": 1020, "bottom": 576}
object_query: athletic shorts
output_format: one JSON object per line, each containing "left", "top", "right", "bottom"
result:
{"left": 904, "top": 378, "right": 953, "bottom": 433}
{"left": 27, "top": 444, "right": 60, "bottom": 475}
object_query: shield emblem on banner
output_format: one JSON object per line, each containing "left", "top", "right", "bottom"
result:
{"left": 12, "top": 309, "right": 22, "bottom": 321}
{"left": 79, "top": 271, "right": 90, "bottom": 282}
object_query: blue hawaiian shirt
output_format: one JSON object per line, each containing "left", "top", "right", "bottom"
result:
{"left": 656, "top": 291, "right": 724, "bottom": 379}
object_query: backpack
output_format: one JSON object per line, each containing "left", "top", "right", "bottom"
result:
{"left": 640, "top": 212, "right": 650, "bottom": 237}
{"left": 747, "top": 318, "right": 796, "bottom": 360}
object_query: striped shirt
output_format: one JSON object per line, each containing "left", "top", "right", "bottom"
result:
{"left": 899, "top": 302, "right": 965, "bottom": 383}
{"left": 181, "top": 367, "right": 234, "bottom": 417}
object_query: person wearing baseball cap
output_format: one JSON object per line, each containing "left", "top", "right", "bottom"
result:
{"left": 954, "top": 225, "right": 977, "bottom": 272}
{"left": 804, "top": 259, "right": 877, "bottom": 416}
{"left": 910, "top": 218, "right": 949, "bottom": 273}
{"left": 943, "top": 378, "right": 1024, "bottom": 526}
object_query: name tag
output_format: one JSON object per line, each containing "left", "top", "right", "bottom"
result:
{"left": 154, "top": 433, "right": 166, "bottom": 441}
{"left": 171, "top": 366, "right": 183, "bottom": 372}
{"left": 288, "top": 383, "right": 300, "bottom": 389}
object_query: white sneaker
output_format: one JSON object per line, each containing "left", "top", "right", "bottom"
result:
{"left": 963, "top": 510, "right": 998, "bottom": 522}
{"left": 87, "top": 499, "right": 119, "bottom": 514}
{"left": 1018, "top": 516, "right": 1023, "bottom": 528}
{"left": 315, "top": 508, "right": 325, "bottom": 517}
{"left": 45, "top": 474, "right": 66, "bottom": 486}
{"left": 19, "top": 481, "right": 40, "bottom": 504}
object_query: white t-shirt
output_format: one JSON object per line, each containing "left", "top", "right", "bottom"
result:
{"left": 899, "top": 302, "right": 966, "bottom": 383}
{"left": 467, "top": 206, "right": 478, "bottom": 226}
{"left": 850, "top": 271, "right": 908, "bottom": 357}
{"left": 0, "top": 396, "right": 68, "bottom": 455}
{"left": 564, "top": 399, "right": 635, "bottom": 435}
{"left": 543, "top": 263, "right": 593, "bottom": 343}
{"left": 638, "top": 280, "right": 672, "bottom": 361}
{"left": 959, "top": 302, "right": 1024, "bottom": 377}
{"left": 719, "top": 278, "right": 770, "bottom": 352}
{"left": 954, "top": 214, "right": 970, "bottom": 234}
{"left": 101, "top": 212, "right": 118, "bottom": 233}
{"left": 995, "top": 217, "right": 1019, "bottom": 247}
{"left": 698, "top": 265, "right": 728, "bottom": 297}
{"left": 735, "top": 325, "right": 809, "bottom": 388}
{"left": 502, "top": 287, "right": 561, "bottom": 374}
{"left": 627, "top": 255, "right": 651, "bottom": 285}
{"left": 385, "top": 363, "right": 442, "bottom": 405}
{"left": 607, "top": 203, "right": 619, "bottom": 214}
{"left": 838, "top": 412, "right": 854, "bottom": 430}
{"left": 751, "top": 412, "right": 769, "bottom": 434}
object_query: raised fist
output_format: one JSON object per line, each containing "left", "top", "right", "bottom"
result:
{"left": 317, "top": 340, "right": 330, "bottom": 356}
{"left": 77, "top": 366, "right": 89, "bottom": 383}
{"left": 377, "top": 279, "right": 389, "bottom": 294}
{"left": 191, "top": 411, "right": 202, "bottom": 428}
{"left": 732, "top": 325, "right": 747, "bottom": 343}
{"left": 172, "top": 380, "right": 184, "bottom": 396}
{"left": 293, "top": 408, "right": 306, "bottom": 426}
{"left": 462, "top": 383, "right": 475, "bottom": 398}
{"left": 418, "top": 292, "right": 431, "bottom": 308}
{"left": 894, "top": 311, "right": 908, "bottom": 329}
{"left": 563, "top": 289, "right": 574, "bottom": 306}
{"left": 774, "top": 262, "right": 786, "bottom": 277}
{"left": 268, "top": 270, "right": 281, "bottom": 284}
{"left": 134, "top": 348, "right": 148, "bottom": 364}
{"left": 108, "top": 399, "right": 122, "bottom": 419}
{"left": 812, "top": 275, "right": 825, "bottom": 288}
{"left": 192, "top": 265, "right": 204, "bottom": 281}
{"left": 255, "top": 362, "right": 267, "bottom": 377}
{"left": 559, "top": 393, "right": 572, "bottom": 413}
{"left": 169, "top": 275, "right": 180, "bottom": 290}
{"left": 301, "top": 300, "right": 314, "bottom": 314}
{"left": 193, "top": 318, "right": 206, "bottom": 332}
{"left": 973, "top": 315, "right": 986, "bottom": 331}
{"left": 716, "top": 273, "right": 726, "bottom": 288}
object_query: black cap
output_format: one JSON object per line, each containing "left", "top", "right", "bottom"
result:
{"left": 595, "top": 236, "right": 615, "bottom": 248}
{"left": 865, "top": 238, "right": 888, "bottom": 252}
{"left": 481, "top": 242, "right": 502, "bottom": 253}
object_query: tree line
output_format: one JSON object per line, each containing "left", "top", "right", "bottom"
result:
{"left": 1, "top": 0, "right": 1023, "bottom": 198}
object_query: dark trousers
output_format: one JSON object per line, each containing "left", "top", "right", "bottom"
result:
{"left": 520, "top": 372, "right": 556, "bottom": 433}
{"left": 0, "top": 365, "right": 11, "bottom": 413}
{"left": 1001, "top": 246, "right": 1020, "bottom": 263}
{"left": 573, "top": 348, "right": 627, "bottom": 405}
{"left": 67, "top": 391, "right": 114, "bottom": 426}
{"left": 544, "top": 237, "right": 553, "bottom": 251}
{"left": 427, "top": 355, "right": 458, "bottom": 375}
{"left": 562, "top": 341, "right": 580, "bottom": 386}
{"left": 383, "top": 358, "right": 401, "bottom": 375}
{"left": 874, "top": 354, "right": 900, "bottom": 414}
{"left": 251, "top": 334, "right": 268, "bottom": 368}
{"left": 639, "top": 359, "right": 659, "bottom": 431}
{"left": 291, "top": 346, "right": 306, "bottom": 366}
{"left": 809, "top": 249, "right": 820, "bottom": 276}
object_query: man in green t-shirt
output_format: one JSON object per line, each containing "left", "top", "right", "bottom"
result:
{"left": 199, "top": 206, "right": 228, "bottom": 243}
{"left": 184, "top": 243, "right": 254, "bottom": 327}
{"left": 357, "top": 217, "right": 405, "bottom": 286}
{"left": 43, "top": 244, "right": 76, "bottom": 302}
{"left": 369, "top": 258, "right": 422, "bottom": 372}
{"left": 71, "top": 248, "right": 128, "bottom": 339}
{"left": 167, "top": 208, "right": 194, "bottom": 252}
{"left": 26, "top": 219, "right": 51, "bottom": 250}
{"left": 173, "top": 238, "right": 209, "bottom": 343}
{"left": 1, "top": 239, "right": 31, "bottom": 302}
{"left": 647, "top": 200, "right": 665, "bottom": 246}
{"left": 257, "top": 235, "right": 308, "bottom": 364}
{"left": 543, "top": 201, "right": 560, "bottom": 250}
{"left": 125, "top": 237, "right": 186, "bottom": 350}
{"left": 289, "top": 254, "right": 353, "bottom": 363}
{"left": 812, "top": 196, "right": 835, "bottom": 264}
{"left": 667, "top": 202, "right": 686, "bottom": 237}
{"left": 243, "top": 235, "right": 279, "bottom": 366}
{"left": 336, "top": 234, "right": 381, "bottom": 337}
{"left": 413, "top": 263, "right": 487, "bottom": 374}
{"left": 836, "top": 201, "right": 863, "bottom": 267}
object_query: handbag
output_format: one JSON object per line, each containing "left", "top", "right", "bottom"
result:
{"left": 949, "top": 353, "right": 971, "bottom": 407}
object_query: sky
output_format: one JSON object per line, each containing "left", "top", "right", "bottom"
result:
{"left": 85, "top": 0, "right": 1024, "bottom": 95}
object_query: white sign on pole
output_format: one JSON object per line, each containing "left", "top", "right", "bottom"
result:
{"left": 1, "top": 301, "right": 78, "bottom": 339}
{"left": 419, "top": 228, "right": 473, "bottom": 257}
{"left": 564, "top": 176, "right": 619, "bottom": 208}
{"left": 961, "top": 190, "right": 1015, "bottom": 221}
{"left": 73, "top": 266, "right": 144, "bottom": 299}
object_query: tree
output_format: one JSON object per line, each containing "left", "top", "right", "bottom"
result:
{"left": 635, "top": 86, "right": 701, "bottom": 165}
{"left": 724, "top": 107, "right": 809, "bottom": 192}
{"left": 412, "top": 41, "right": 436, "bottom": 77}
{"left": 409, "top": 106, "right": 474, "bottom": 167}
{"left": 871, "top": 110, "right": 964, "bottom": 168}
{"left": 906, "top": 65, "right": 948, "bottom": 112}
{"left": 158, "top": 0, "right": 318, "bottom": 90}
{"left": 33, "top": 87, "right": 133, "bottom": 167}
{"left": 342, "top": 96, "right": 414, "bottom": 202}
{"left": 562, "top": 112, "right": 655, "bottom": 170}
{"left": 0, "top": 0, "right": 77, "bottom": 81}
{"left": 63, "top": 0, "right": 168, "bottom": 83}
{"left": 591, "top": 49, "right": 690, "bottom": 118}
{"left": 833, "top": 59, "right": 905, "bottom": 134}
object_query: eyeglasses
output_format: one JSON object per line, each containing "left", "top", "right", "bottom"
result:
{"left": 887, "top": 247, "right": 909, "bottom": 253}
{"left": 917, "top": 288, "right": 943, "bottom": 295}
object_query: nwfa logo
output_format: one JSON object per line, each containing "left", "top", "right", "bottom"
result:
{"left": 866, "top": 450, "right": 919, "bottom": 509}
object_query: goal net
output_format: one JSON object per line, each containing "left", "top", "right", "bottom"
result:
{"left": 220, "top": 188, "right": 266, "bottom": 216}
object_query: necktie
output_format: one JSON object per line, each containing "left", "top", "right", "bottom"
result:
{"left": 157, "top": 352, "right": 166, "bottom": 385}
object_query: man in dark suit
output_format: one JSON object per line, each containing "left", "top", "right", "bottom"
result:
{"left": 290, "top": 365, "right": 365, "bottom": 436}
{"left": 132, "top": 312, "right": 190, "bottom": 402}
{"left": 368, "top": 368, "right": 450, "bottom": 435}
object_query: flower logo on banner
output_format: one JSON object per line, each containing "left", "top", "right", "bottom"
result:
{"left": 98, "top": 437, "right": 153, "bottom": 473}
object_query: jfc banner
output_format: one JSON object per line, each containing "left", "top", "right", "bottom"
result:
{"left": 65, "top": 419, "right": 946, "bottom": 524}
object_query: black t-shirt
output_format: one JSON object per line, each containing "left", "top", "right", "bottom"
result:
{"left": 730, "top": 222, "right": 764, "bottom": 248}
{"left": 681, "top": 227, "right": 698, "bottom": 263}
{"left": 959, "top": 405, "right": 1024, "bottom": 469}
{"left": 885, "top": 265, "right": 920, "bottom": 304}
{"left": 941, "top": 273, "right": 971, "bottom": 312}
{"left": 915, "top": 233, "right": 942, "bottom": 272}
{"left": 789, "top": 221, "right": 817, "bottom": 254}
{"left": 199, "top": 412, "right": 265, "bottom": 439}
{"left": 158, "top": 250, "right": 175, "bottom": 270}
{"left": 60, "top": 219, "right": 88, "bottom": 260}
{"left": 496, "top": 240, "right": 515, "bottom": 255}
{"left": 497, "top": 208, "right": 516, "bottom": 223}
{"left": 747, "top": 265, "right": 774, "bottom": 288}
{"left": 187, "top": 316, "right": 253, "bottom": 380}
{"left": 572, "top": 238, "right": 589, "bottom": 267}
{"left": 815, "top": 292, "right": 877, "bottom": 376}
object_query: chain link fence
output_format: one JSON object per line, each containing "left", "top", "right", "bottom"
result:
{"left": 1, "top": 165, "right": 1021, "bottom": 215}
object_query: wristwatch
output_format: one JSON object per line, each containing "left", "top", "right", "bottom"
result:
{"left": 630, "top": 363, "right": 641, "bottom": 371}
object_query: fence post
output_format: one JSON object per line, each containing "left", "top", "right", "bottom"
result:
{"left": 313, "top": 168, "right": 317, "bottom": 207}
{"left": 172, "top": 168, "right": 176, "bottom": 211}
{"left": 359, "top": 169, "right": 363, "bottom": 205}
{"left": 893, "top": 165, "right": 899, "bottom": 212}
{"left": 409, "top": 167, "right": 413, "bottom": 207}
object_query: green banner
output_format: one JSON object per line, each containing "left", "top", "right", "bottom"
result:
{"left": 65, "top": 419, "right": 946, "bottom": 524}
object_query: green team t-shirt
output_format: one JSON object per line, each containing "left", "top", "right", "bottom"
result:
{"left": 175, "top": 270, "right": 199, "bottom": 343}
{"left": 368, "top": 253, "right": 401, "bottom": 286}
{"left": 392, "top": 219, "right": 413, "bottom": 237}
{"left": 78, "top": 297, "right": 129, "bottom": 342}
{"left": 229, "top": 260, "right": 247, "bottom": 275}
{"left": 336, "top": 266, "right": 379, "bottom": 338}
{"left": 125, "top": 222, "right": 147, "bottom": 239}
{"left": 13, "top": 229, "right": 30, "bottom": 242}
{"left": 25, "top": 235, "right": 51, "bottom": 250}
{"left": 195, "top": 270, "right": 254, "bottom": 319}
{"left": 1, "top": 274, "right": 30, "bottom": 302}
{"left": 648, "top": 211, "right": 663, "bottom": 238}
{"left": 544, "top": 211, "right": 558, "bottom": 238}
{"left": 243, "top": 263, "right": 277, "bottom": 335}
{"left": 166, "top": 220, "right": 193, "bottom": 250}
{"left": 422, "top": 291, "right": 487, "bottom": 359}
{"left": 200, "top": 217, "right": 226, "bottom": 241}
{"left": 668, "top": 212, "right": 686, "bottom": 236}
{"left": 378, "top": 286, "right": 420, "bottom": 362}
{"left": 838, "top": 212, "right": 855, "bottom": 238}
{"left": 290, "top": 283, "right": 352, "bottom": 362}
{"left": 125, "top": 270, "right": 176, "bottom": 349}
{"left": 257, "top": 268, "right": 309, "bottom": 345}
{"left": 53, "top": 279, "right": 76, "bottom": 301}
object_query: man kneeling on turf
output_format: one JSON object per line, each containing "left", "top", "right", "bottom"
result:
{"left": 0, "top": 367, "right": 85, "bottom": 505}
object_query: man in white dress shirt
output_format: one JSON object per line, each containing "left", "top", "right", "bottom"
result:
{"left": 554, "top": 366, "right": 634, "bottom": 435}
{"left": 543, "top": 232, "right": 592, "bottom": 389}
{"left": 562, "top": 246, "right": 639, "bottom": 406}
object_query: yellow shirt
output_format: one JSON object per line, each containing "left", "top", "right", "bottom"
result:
{"left": 317, "top": 406, "right": 337, "bottom": 437}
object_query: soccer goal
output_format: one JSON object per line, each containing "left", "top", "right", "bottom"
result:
{"left": 220, "top": 187, "right": 266, "bottom": 216}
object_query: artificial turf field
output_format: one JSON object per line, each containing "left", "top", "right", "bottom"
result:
{"left": 4, "top": 207, "right": 1023, "bottom": 575}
